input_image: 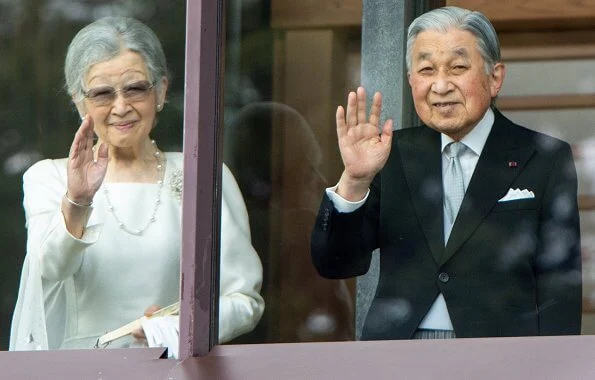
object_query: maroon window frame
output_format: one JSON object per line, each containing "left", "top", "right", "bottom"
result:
{"left": 4, "top": 1, "right": 595, "bottom": 378}
{"left": 177, "top": 0, "right": 450, "bottom": 361}
{"left": 179, "top": 0, "right": 225, "bottom": 359}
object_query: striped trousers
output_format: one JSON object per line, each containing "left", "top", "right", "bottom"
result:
{"left": 412, "top": 329, "right": 456, "bottom": 339}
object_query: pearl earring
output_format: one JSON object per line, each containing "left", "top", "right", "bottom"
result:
{"left": 157, "top": 104, "right": 163, "bottom": 112}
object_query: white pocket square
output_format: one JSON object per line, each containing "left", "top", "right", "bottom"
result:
{"left": 498, "top": 188, "right": 535, "bottom": 202}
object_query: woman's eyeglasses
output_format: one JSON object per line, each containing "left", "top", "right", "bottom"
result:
{"left": 83, "top": 80, "right": 156, "bottom": 106}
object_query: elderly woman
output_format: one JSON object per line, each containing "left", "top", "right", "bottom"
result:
{"left": 10, "top": 16, "right": 264, "bottom": 352}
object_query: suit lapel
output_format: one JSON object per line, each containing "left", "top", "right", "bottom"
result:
{"left": 441, "top": 111, "right": 536, "bottom": 265}
{"left": 398, "top": 130, "right": 444, "bottom": 264}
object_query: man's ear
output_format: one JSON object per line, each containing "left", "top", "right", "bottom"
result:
{"left": 489, "top": 63, "right": 505, "bottom": 98}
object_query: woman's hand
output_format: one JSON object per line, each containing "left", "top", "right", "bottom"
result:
{"left": 335, "top": 86, "right": 393, "bottom": 201}
{"left": 62, "top": 116, "right": 109, "bottom": 237}
{"left": 132, "top": 304, "right": 162, "bottom": 339}
{"left": 66, "top": 115, "right": 108, "bottom": 204}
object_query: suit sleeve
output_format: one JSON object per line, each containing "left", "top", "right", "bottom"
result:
{"left": 310, "top": 174, "right": 381, "bottom": 279}
{"left": 536, "top": 142, "right": 582, "bottom": 335}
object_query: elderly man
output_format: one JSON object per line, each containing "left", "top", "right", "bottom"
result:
{"left": 311, "top": 6, "right": 581, "bottom": 340}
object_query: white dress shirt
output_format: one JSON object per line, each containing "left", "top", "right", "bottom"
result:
{"left": 327, "top": 108, "right": 494, "bottom": 332}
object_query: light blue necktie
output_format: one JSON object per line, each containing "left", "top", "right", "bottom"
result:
{"left": 444, "top": 142, "right": 466, "bottom": 227}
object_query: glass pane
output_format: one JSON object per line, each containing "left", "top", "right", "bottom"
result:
{"left": 500, "top": 57, "right": 595, "bottom": 335}
{"left": 503, "top": 107, "right": 595, "bottom": 334}
{"left": 221, "top": 0, "right": 360, "bottom": 343}
{"left": 500, "top": 59, "right": 595, "bottom": 96}
{"left": 221, "top": 0, "right": 589, "bottom": 345}
{"left": 1, "top": 1, "right": 186, "bottom": 351}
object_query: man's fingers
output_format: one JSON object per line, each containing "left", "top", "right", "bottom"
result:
{"left": 356, "top": 87, "right": 367, "bottom": 125}
{"left": 381, "top": 119, "right": 394, "bottom": 146}
{"left": 345, "top": 91, "right": 357, "bottom": 127}
{"left": 369, "top": 92, "right": 383, "bottom": 127}
{"left": 336, "top": 106, "right": 346, "bottom": 137}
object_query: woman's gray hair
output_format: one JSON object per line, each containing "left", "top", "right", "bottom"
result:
{"left": 406, "top": 6, "right": 500, "bottom": 75}
{"left": 65, "top": 16, "right": 168, "bottom": 102}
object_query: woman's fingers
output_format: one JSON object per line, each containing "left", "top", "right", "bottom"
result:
{"left": 84, "top": 116, "right": 95, "bottom": 149}
{"left": 69, "top": 118, "right": 86, "bottom": 159}
{"left": 144, "top": 304, "right": 162, "bottom": 317}
{"left": 69, "top": 116, "right": 95, "bottom": 161}
{"left": 131, "top": 327, "right": 146, "bottom": 340}
{"left": 78, "top": 115, "right": 93, "bottom": 138}
{"left": 93, "top": 143, "right": 109, "bottom": 184}
{"left": 96, "top": 142, "right": 108, "bottom": 160}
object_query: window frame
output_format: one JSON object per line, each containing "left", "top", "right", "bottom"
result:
{"left": 177, "top": 0, "right": 449, "bottom": 360}
{"left": 178, "top": 0, "right": 225, "bottom": 359}
{"left": 5, "top": 0, "right": 595, "bottom": 378}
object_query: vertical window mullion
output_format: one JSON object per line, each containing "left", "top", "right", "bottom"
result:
{"left": 180, "top": 0, "right": 224, "bottom": 359}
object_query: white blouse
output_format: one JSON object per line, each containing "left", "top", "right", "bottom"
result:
{"left": 10, "top": 152, "right": 264, "bottom": 350}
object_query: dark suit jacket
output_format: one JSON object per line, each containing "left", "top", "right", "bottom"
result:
{"left": 311, "top": 109, "right": 582, "bottom": 339}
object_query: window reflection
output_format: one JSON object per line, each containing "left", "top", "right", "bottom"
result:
{"left": 500, "top": 109, "right": 595, "bottom": 334}
{"left": 224, "top": 102, "right": 354, "bottom": 342}
{"left": 222, "top": 0, "right": 360, "bottom": 343}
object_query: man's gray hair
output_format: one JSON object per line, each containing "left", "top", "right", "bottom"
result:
{"left": 65, "top": 16, "right": 168, "bottom": 102}
{"left": 406, "top": 6, "right": 500, "bottom": 75}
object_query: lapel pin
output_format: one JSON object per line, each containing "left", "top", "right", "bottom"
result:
{"left": 508, "top": 161, "right": 518, "bottom": 168}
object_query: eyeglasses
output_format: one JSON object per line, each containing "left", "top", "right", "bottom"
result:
{"left": 83, "top": 80, "right": 156, "bottom": 106}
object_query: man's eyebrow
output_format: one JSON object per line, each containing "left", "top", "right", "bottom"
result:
{"left": 414, "top": 48, "right": 470, "bottom": 63}
{"left": 416, "top": 51, "right": 431, "bottom": 61}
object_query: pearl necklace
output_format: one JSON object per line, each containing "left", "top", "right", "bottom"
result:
{"left": 102, "top": 140, "right": 165, "bottom": 236}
